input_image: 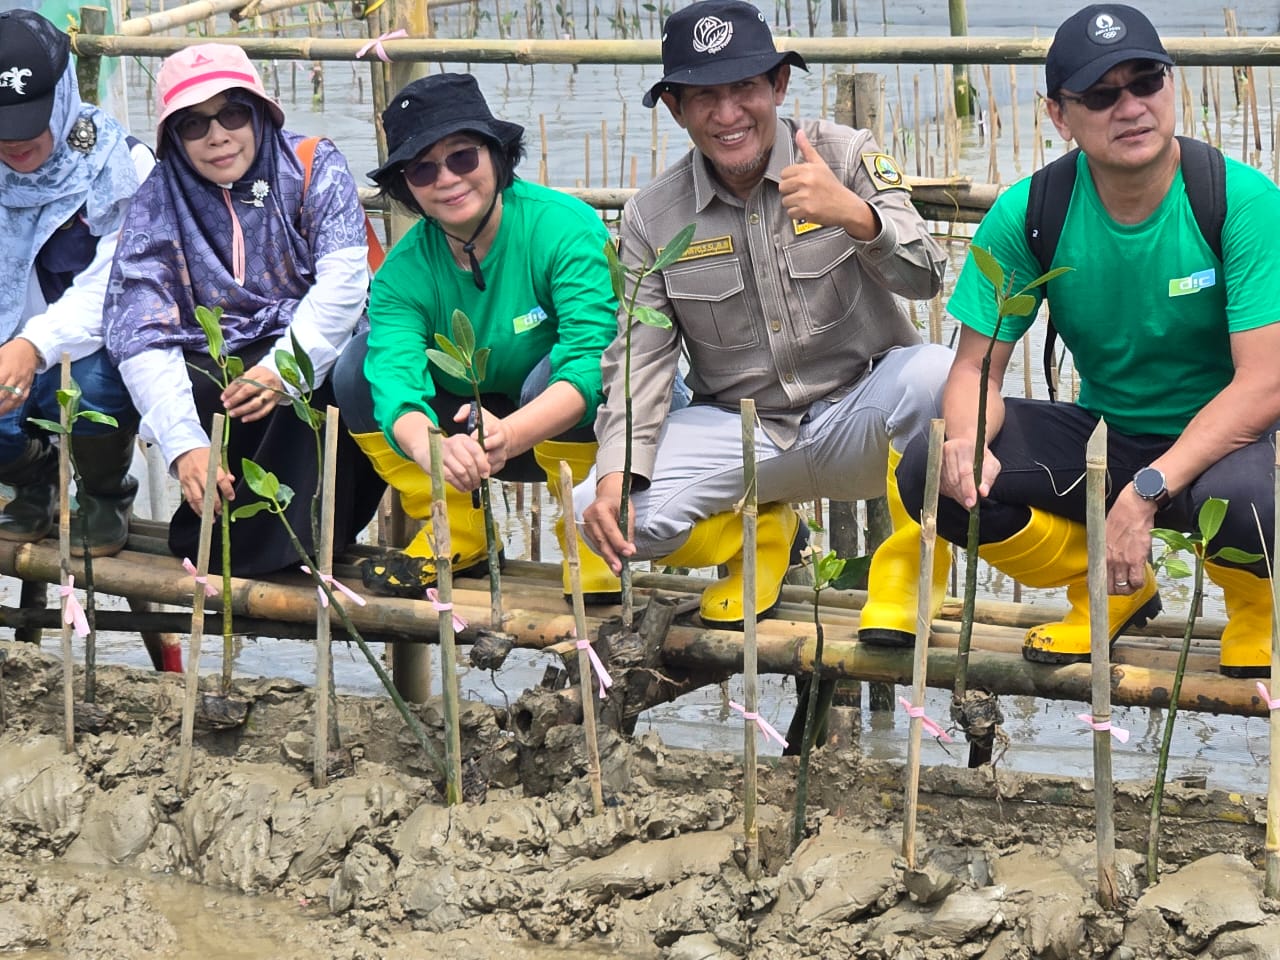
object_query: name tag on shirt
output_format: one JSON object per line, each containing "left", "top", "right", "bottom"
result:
{"left": 661, "top": 235, "right": 734, "bottom": 262}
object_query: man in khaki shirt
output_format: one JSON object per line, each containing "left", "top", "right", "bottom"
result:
{"left": 576, "top": 0, "right": 951, "bottom": 642}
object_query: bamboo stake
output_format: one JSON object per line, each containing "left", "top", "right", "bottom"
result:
{"left": 741, "top": 399, "right": 760, "bottom": 880}
{"left": 902, "top": 419, "right": 943, "bottom": 867}
{"left": 601, "top": 120, "right": 609, "bottom": 190}
{"left": 58, "top": 356, "right": 74, "bottom": 754}
{"left": 1008, "top": 64, "right": 1021, "bottom": 171}
{"left": 428, "top": 428, "right": 464, "bottom": 804}
{"left": 178, "top": 413, "right": 225, "bottom": 793}
{"left": 1084, "top": 420, "right": 1118, "bottom": 908}
{"left": 983, "top": 63, "right": 999, "bottom": 184}
{"left": 311, "top": 407, "right": 340, "bottom": 789}
{"left": 539, "top": 113, "right": 549, "bottom": 185}
{"left": 559, "top": 461, "right": 605, "bottom": 815}
{"left": 650, "top": 108, "right": 659, "bottom": 180}
{"left": 912, "top": 73, "right": 922, "bottom": 175}
{"left": 1249, "top": 65, "right": 1263, "bottom": 154}
{"left": 1268, "top": 430, "right": 1280, "bottom": 897}
{"left": 1213, "top": 66, "right": 1222, "bottom": 148}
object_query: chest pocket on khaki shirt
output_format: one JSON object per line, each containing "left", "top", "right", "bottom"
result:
{"left": 782, "top": 229, "right": 862, "bottom": 335}
{"left": 662, "top": 258, "right": 758, "bottom": 350}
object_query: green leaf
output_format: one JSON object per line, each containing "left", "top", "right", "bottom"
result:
{"left": 451, "top": 309, "right": 477, "bottom": 360}
{"left": 275, "top": 349, "right": 304, "bottom": 391}
{"left": 432, "top": 333, "right": 468, "bottom": 367}
{"left": 26, "top": 417, "right": 64, "bottom": 435}
{"left": 604, "top": 238, "right": 627, "bottom": 303}
{"left": 240, "top": 458, "right": 279, "bottom": 500}
{"left": 186, "top": 362, "right": 227, "bottom": 391}
{"left": 1151, "top": 529, "right": 1195, "bottom": 553}
{"left": 815, "top": 551, "right": 847, "bottom": 588}
{"left": 275, "top": 482, "right": 294, "bottom": 508}
{"left": 634, "top": 305, "right": 674, "bottom": 329}
{"left": 1213, "top": 547, "right": 1265, "bottom": 565}
{"left": 473, "top": 347, "right": 490, "bottom": 383}
{"left": 426, "top": 349, "right": 468, "bottom": 381}
{"left": 225, "top": 355, "right": 244, "bottom": 381}
{"left": 969, "top": 245, "right": 1005, "bottom": 293}
{"left": 1161, "top": 556, "right": 1193, "bottom": 579}
{"left": 230, "top": 501, "right": 272, "bottom": 521}
{"left": 291, "top": 397, "right": 314, "bottom": 426}
{"left": 195, "top": 304, "right": 225, "bottom": 360}
{"left": 650, "top": 222, "right": 697, "bottom": 273}
{"left": 1019, "top": 265, "right": 1073, "bottom": 292}
{"left": 830, "top": 554, "right": 873, "bottom": 591}
{"left": 999, "top": 293, "right": 1038, "bottom": 319}
{"left": 1196, "top": 497, "right": 1228, "bottom": 544}
{"left": 77, "top": 410, "right": 118, "bottom": 427}
{"left": 290, "top": 329, "right": 314, "bottom": 390}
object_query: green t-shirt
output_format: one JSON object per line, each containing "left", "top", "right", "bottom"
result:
{"left": 948, "top": 151, "right": 1280, "bottom": 436}
{"left": 367, "top": 179, "right": 617, "bottom": 448}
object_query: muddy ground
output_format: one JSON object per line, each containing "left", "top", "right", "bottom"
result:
{"left": 2, "top": 641, "right": 1279, "bottom": 959}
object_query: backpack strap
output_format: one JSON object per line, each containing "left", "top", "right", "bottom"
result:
{"left": 1024, "top": 148, "right": 1079, "bottom": 403}
{"left": 1175, "top": 135, "right": 1226, "bottom": 263}
{"left": 293, "top": 136, "right": 386, "bottom": 273}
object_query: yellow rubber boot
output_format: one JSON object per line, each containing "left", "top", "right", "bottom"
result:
{"left": 661, "top": 503, "right": 802, "bottom": 630}
{"left": 859, "top": 446, "right": 953, "bottom": 648}
{"left": 350, "top": 430, "right": 492, "bottom": 596}
{"left": 1206, "top": 561, "right": 1272, "bottom": 678}
{"left": 978, "top": 507, "right": 1162, "bottom": 664}
{"left": 533, "top": 439, "right": 621, "bottom": 606}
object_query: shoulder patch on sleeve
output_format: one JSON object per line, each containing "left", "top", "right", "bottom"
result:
{"left": 861, "top": 152, "right": 910, "bottom": 192}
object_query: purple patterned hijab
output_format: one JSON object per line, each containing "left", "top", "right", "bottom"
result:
{"left": 105, "top": 93, "right": 317, "bottom": 363}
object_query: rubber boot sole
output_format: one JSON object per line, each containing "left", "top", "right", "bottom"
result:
{"left": 359, "top": 551, "right": 502, "bottom": 598}
{"left": 1021, "top": 591, "right": 1163, "bottom": 665}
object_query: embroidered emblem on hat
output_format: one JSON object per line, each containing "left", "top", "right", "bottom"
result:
{"left": 861, "top": 152, "right": 910, "bottom": 191}
{"left": 1091, "top": 12, "right": 1126, "bottom": 44}
{"left": 191, "top": 51, "right": 215, "bottom": 67}
{"left": 692, "top": 16, "right": 734, "bottom": 55}
{"left": 0, "top": 67, "right": 33, "bottom": 96}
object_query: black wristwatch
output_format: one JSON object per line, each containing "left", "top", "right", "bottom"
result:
{"left": 1133, "top": 466, "right": 1171, "bottom": 508}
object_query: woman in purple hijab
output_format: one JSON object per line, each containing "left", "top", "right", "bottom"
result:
{"left": 105, "top": 44, "right": 382, "bottom": 575}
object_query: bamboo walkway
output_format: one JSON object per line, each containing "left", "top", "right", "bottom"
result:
{"left": 0, "top": 517, "right": 1269, "bottom": 719}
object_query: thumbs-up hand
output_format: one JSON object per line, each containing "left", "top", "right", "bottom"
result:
{"left": 779, "top": 128, "right": 876, "bottom": 239}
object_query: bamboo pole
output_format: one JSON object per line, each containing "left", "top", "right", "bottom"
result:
{"left": 1267, "top": 431, "right": 1280, "bottom": 897}
{"left": 311, "top": 407, "right": 340, "bottom": 789}
{"left": 559, "top": 462, "right": 605, "bottom": 815}
{"left": 741, "top": 399, "right": 760, "bottom": 880}
{"left": 178, "top": 413, "right": 225, "bottom": 793}
{"left": 902, "top": 420, "right": 943, "bottom": 867}
{"left": 58, "top": 356, "right": 74, "bottom": 754}
{"left": 1084, "top": 420, "right": 1118, "bottom": 908}
{"left": 428, "top": 428, "right": 464, "bottom": 804}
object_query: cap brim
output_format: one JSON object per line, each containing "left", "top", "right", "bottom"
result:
{"left": 1057, "top": 48, "right": 1173, "bottom": 95}
{"left": 368, "top": 116, "right": 525, "bottom": 183}
{"left": 642, "top": 50, "right": 808, "bottom": 108}
{"left": 0, "top": 90, "right": 55, "bottom": 141}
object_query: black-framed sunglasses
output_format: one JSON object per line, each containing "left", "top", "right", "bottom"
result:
{"left": 403, "top": 145, "right": 482, "bottom": 187}
{"left": 173, "top": 101, "right": 254, "bottom": 141}
{"left": 1058, "top": 69, "right": 1168, "bottom": 112}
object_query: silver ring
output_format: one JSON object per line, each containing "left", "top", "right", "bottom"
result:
{"left": 1115, "top": 580, "right": 1129, "bottom": 587}
{"left": 11, "top": 386, "right": 21, "bottom": 397}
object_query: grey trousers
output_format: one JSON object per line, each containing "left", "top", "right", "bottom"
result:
{"left": 573, "top": 343, "right": 951, "bottom": 558}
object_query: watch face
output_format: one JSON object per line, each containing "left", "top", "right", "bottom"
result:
{"left": 1134, "top": 467, "right": 1165, "bottom": 500}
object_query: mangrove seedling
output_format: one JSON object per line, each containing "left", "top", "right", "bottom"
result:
{"left": 29, "top": 377, "right": 117, "bottom": 703}
{"left": 426, "top": 309, "right": 506, "bottom": 633}
{"left": 954, "top": 246, "right": 1070, "bottom": 765}
{"left": 602, "top": 222, "right": 696, "bottom": 627}
{"left": 1146, "top": 497, "right": 1260, "bottom": 883}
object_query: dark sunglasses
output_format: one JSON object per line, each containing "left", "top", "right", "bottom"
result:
{"left": 1058, "top": 69, "right": 1168, "bottom": 112}
{"left": 403, "top": 145, "right": 482, "bottom": 187}
{"left": 173, "top": 101, "right": 254, "bottom": 141}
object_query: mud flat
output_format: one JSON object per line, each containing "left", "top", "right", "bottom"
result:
{"left": 2, "top": 642, "right": 1278, "bottom": 959}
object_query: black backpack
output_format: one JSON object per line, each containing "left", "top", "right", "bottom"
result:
{"left": 1023, "top": 135, "right": 1226, "bottom": 401}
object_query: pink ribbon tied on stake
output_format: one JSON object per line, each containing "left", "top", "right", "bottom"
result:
{"left": 426, "top": 588, "right": 467, "bottom": 633}
{"left": 1256, "top": 682, "right": 1280, "bottom": 710}
{"left": 1077, "top": 713, "right": 1130, "bottom": 743}
{"left": 575, "top": 637, "right": 613, "bottom": 699}
{"left": 299, "top": 566, "right": 367, "bottom": 609}
{"left": 60, "top": 575, "right": 89, "bottom": 638}
{"left": 356, "top": 28, "right": 408, "bottom": 63}
{"left": 729, "top": 700, "right": 788, "bottom": 749}
{"left": 897, "top": 696, "right": 954, "bottom": 742}
{"left": 182, "top": 557, "right": 218, "bottom": 598}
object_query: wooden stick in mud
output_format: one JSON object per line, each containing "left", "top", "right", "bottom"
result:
{"left": 1266, "top": 432, "right": 1280, "bottom": 898}
{"left": 1084, "top": 419, "right": 1119, "bottom": 909}
{"left": 559, "top": 461, "right": 605, "bottom": 816}
{"left": 902, "top": 420, "right": 943, "bottom": 868}
{"left": 311, "top": 407, "right": 340, "bottom": 789}
{"left": 741, "top": 399, "right": 761, "bottom": 880}
{"left": 58, "top": 356, "right": 74, "bottom": 753}
{"left": 539, "top": 114, "right": 549, "bottom": 186}
{"left": 428, "top": 428, "right": 464, "bottom": 805}
{"left": 1008, "top": 64, "right": 1021, "bottom": 171}
{"left": 178, "top": 414, "right": 225, "bottom": 793}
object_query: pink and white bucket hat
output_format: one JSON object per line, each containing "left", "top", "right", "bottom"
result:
{"left": 154, "top": 43, "right": 284, "bottom": 148}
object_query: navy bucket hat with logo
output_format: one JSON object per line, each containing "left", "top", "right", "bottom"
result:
{"left": 643, "top": 0, "right": 808, "bottom": 108}
{"left": 0, "top": 10, "right": 69, "bottom": 141}
{"left": 1046, "top": 4, "right": 1172, "bottom": 98}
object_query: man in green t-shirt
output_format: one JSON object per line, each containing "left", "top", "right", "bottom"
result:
{"left": 897, "top": 3, "right": 1280, "bottom": 678}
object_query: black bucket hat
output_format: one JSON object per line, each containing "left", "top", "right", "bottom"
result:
{"left": 368, "top": 73, "right": 524, "bottom": 183}
{"left": 0, "top": 10, "right": 69, "bottom": 141}
{"left": 643, "top": 0, "right": 807, "bottom": 108}
{"left": 1046, "top": 4, "right": 1172, "bottom": 98}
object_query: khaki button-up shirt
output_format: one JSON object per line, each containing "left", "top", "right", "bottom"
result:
{"left": 595, "top": 117, "right": 947, "bottom": 480}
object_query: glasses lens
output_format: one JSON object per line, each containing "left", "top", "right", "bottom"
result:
{"left": 175, "top": 102, "right": 255, "bottom": 140}
{"left": 218, "top": 103, "right": 253, "bottom": 131}
{"left": 405, "top": 146, "right": 482, "bottom": 187}
{"left": 174, "top": 111, "right": 211, "bottom": 141}
{"left": 1076, "top": 71, "right": 1166, "bottom": 111}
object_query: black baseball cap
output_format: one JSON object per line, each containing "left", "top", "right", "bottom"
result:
{"left": 643, "top": 0, "right": 807, "bottom": 108}
{"left": 369, "top": 73, "right": 524, "bottom": 183}
{"left": 0, "top": 10, "right": 69, "bottom": 141}
{"left": 1046, "top": 4, "right": 1172, "bottom": 98}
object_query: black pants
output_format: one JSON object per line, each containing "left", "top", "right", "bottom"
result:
{"left": 897, "top": 397, "right": 1276, "bottom": 576}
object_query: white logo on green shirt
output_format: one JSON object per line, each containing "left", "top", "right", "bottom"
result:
{"left": 513, "top": 305, "right": 548, "bottom": 334}
{"left": 1168, "top": 268, "right": 1216, "bottom": 298}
